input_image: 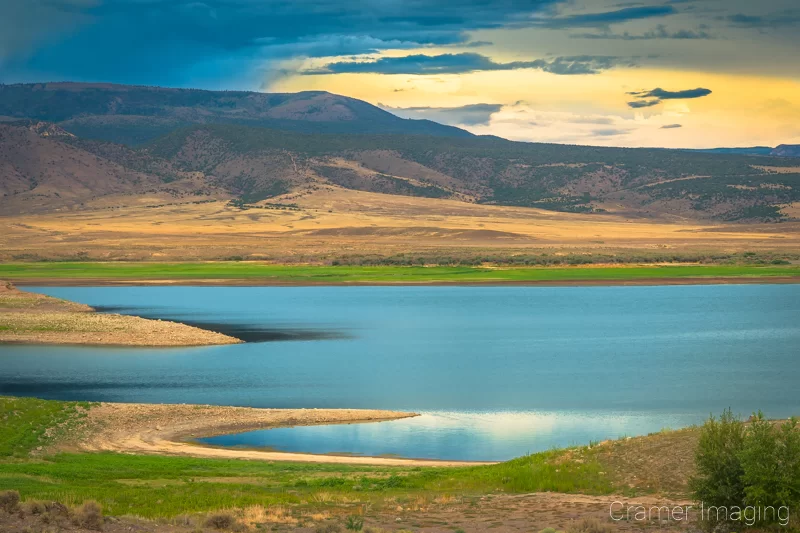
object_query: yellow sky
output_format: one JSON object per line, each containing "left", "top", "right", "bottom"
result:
{"left": 272, "top": 66, "right": 800, "bottom": 148}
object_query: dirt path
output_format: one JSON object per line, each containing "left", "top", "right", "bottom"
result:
{"left": 64, "top": 402, "right": 492, "bottom": 467}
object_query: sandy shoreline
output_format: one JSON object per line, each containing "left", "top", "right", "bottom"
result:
{"left": 62, "top": 401, "right": 491, "bottom": 467}
{"left": 9, "top": 275, "right": 800, "bottom": 287}
{"left": 0, "top": 282, "right": 242, "bottom": 347}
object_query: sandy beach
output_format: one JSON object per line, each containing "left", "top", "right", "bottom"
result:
{"left": 58, "top": 401, "right": 492, "bottom": 467}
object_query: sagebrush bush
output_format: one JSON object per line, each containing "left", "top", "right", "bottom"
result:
{"left": 0, "top": 490, "right": 20, "bottom": 513}
{"left": 73, "top": 500, "right": 104, "bottom": 531}
{"left": 565, "top": 517, "right": 613, "bottom": 533}
{"left": 315, "top": 523, "right": 342, "bottom": 533}
{"left": 204, "top": 512, "right": 237, "bottom": 530}
{"left": 345, "top": 514, "right": 364, "bottom": 531}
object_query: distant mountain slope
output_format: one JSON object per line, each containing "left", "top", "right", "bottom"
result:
{"left": 771, "top": 145, "right": 800, "bottom": 157}
{"left": 0, "top": 123, "right": 225, "bottom": 214}
{"left": 686, "top": 145, "right": 800, "bottom": 157}
{"left": 0, "top": 82, "right": 472, "bottom": 145}
{"left": 687, "top": 147, "right": 775, "bottom": 156}
{"left": 2, "top": 119, "right": 799, "bottom": 221}
{"left": 145, "top": 124, "right": 799, "bottom": 221}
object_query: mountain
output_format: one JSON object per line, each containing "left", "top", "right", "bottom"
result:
{"left": 1, "top": 82, "right": 799, "bottom": 222}
{"left": 686, "top": 145, "right": 800, "bottom": 157}
{"left": 3, "top": 119, "right": 798, "bottom": 222}
{"left": 687, "top": 147, "right": 775, "bottom": 156}
{"left": 0, "top": 82, "right": 472, "bottom": 145}
{"left": 771, "top": 145, "right": 800, "bottom": 157}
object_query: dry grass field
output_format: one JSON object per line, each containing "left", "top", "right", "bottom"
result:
{"left": 3, "top": 186, "right": 799, "bottom": 262}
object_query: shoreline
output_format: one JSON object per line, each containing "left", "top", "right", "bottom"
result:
{"left": 0, "top": 282, "right": 243, "bottom": 347}
{"left": 9, "top": 275, "right": 800, "bottom": 287}
{"left": 66, "top": 401, "right": 492, "bottom": 467}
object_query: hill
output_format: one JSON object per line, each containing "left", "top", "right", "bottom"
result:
{"left": 772, "top": 144, "right": 800, "bottom": 157}
{"left": 0, "top": 82, "right": 799, "bottom": 223}
{"left": 687, "top": 146, "right": 800, "bottom": 157}
{"left": 141, "top": 123, "right": 800, "bottom": 221}
{"left": 2, "top": 119, "right": 800, "bottom": 222}
{"left": 0, "top": 82, "right": 472, "bottom": 145}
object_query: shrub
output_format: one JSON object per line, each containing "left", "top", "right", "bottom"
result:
{"left": 689, "top": 408, "right": 746, "bottom": 510}
{"left": 21, "top": 500, "right": 46, "bottom": 515}
{"left": 565, "top": 518, "right": 613, "bottom": 533}
{"left": 204, "top": 512, "right": 237, "bottom": 530}
{"left": 740, "top": 414, "right": 800, "bottom": 510}
{"left": 315, "top": 524, "right": 342, "bottom": 533}
{"left": 692, "top": 410, "right": 800, "bottom": 528}
{"left": 345, "top": 514, "right": 364, "bottom": 531}
{"left": 0, "top": 490, "right": 20, "bottom": 513}
{"left": 73, "top": 500, "right": 104, "bottom": 531}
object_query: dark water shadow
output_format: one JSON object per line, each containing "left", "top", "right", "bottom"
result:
{"left": 93, "top": 306, "right": 353, "bottom": 343}
{"left": 0, "top": 380, "right": 219, "bottom": 394}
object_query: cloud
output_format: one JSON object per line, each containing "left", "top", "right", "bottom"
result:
{"left": 592, "top": 127, "right": 634, "bottom": 136}
{"left": 627, "top": 87, "right": 711, "bottom": 108}
{"left": 661, "top": 123, "right": 682, "bottom": 128}
{"left": 0, "top": 0, "right": 686, "bottom": 87}
{"left": 304, "top": 53, "right": 633, "bottom": 76}
{"left": 629, "top": 87, "right": 712, "bottom": 99}
{"left": 532, "top": 5, "right": 676, "bottom": 28}
{"left": 2, "top": 0, "right": 570, "bottom": 85}
{"left": 382, "top": 103, "right": 504, "bottom": 126}
{"left": 571, "top": 24, "right": 713, "bottom": 40}
{"left": 627, "top": 99, "right": 661, "bottom": 108}
{"left": 725, "top": 10, "right": 800, "bottom": 29}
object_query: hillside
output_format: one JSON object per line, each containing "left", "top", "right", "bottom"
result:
{"left": 144, "top": 124, "right": 800, "bottom": 221}
{"left": 1, "top": 82, "right": 799, "bottom": 223}
{"left": 0, "top": 82, "right": 471, "bottom": 145}
{"left": 2, "top": 120, "right": 800, "bottom": 222}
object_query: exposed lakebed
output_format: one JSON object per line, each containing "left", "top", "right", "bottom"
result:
{"left": 2, "top": 285, "right": 798, "bottom": 461}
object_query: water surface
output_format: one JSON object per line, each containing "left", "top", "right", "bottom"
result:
{"left": 2, "top": 285, "right": 798, "bottom": 460}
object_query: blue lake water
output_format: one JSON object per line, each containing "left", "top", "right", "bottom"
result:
{"left": 1, "top": 285, "right": 798, "bottom": 461}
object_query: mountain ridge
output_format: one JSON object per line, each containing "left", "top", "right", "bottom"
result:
{"left": 1, "top": 82, "right": 799, "bottom": 222}
{"left": 0, "top": 82, "right": 473, "bottom": 145}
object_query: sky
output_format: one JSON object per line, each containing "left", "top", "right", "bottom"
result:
{"left": 1, "top": 0, "right": 799, "bottom": 148}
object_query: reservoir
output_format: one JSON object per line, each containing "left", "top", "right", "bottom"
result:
{"left": 2, "top": 284, "right": 798, "bottom": 460}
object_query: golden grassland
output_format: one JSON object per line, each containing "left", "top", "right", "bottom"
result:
{"left": 2, "top": 188, "right": 799, "bottom": 262}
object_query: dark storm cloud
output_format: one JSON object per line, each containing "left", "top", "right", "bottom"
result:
{"left": 626, "top": 87, "right": 712, "bottom": 108}
{"left": 1, "top": 0, "right": 564, "bottom": 85}
{"left": 305, "top": 53, "right": 633, "bottom": 76}
{"left": 0, "top": 0, "right": 680, "bottom": 86}
{"left": 572, "top": 24, "right": 713, "bottom": 40}
{"left": 534, "top": 5, "right": 676, "bottom": 28}
{"left": 382, "top": 103, "right": 504, "bottom": 126}
{"left": 661, "top": 123, "right": 682, "bottom": 128}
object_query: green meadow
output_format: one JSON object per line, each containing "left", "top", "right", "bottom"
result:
{"left": 0, "top": 397, "right": 613, "bottom": 519}
{"left": 1, "top": 262, "right": 799, "bottom": 284}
